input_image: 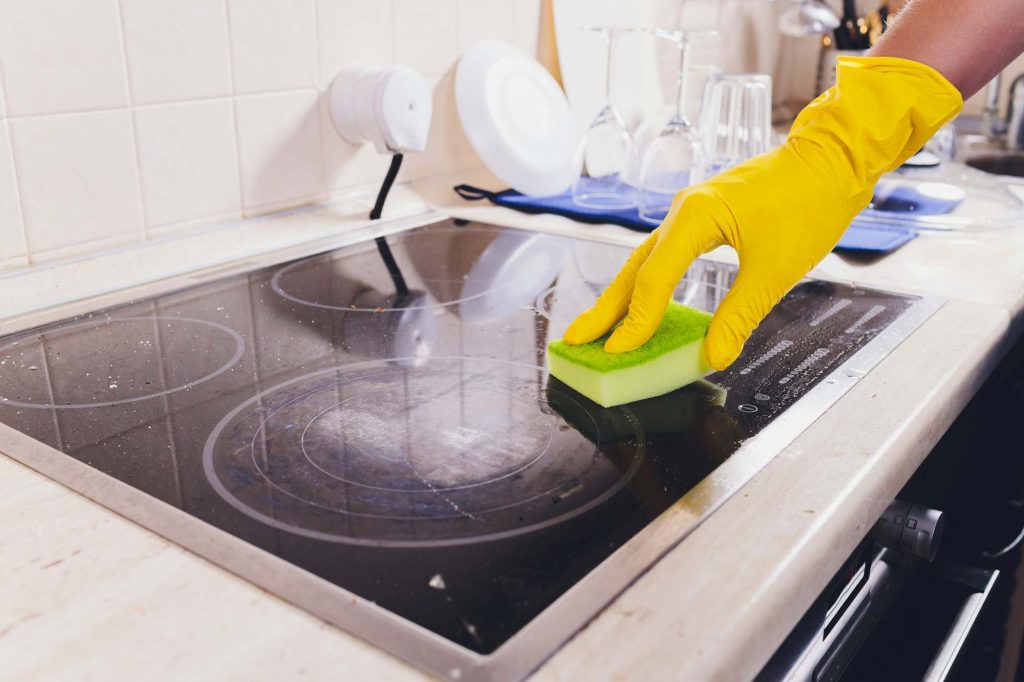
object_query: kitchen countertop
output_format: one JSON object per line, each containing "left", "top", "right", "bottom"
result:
{"left": 2, "top": 172, "right": 1022, "bottom": 681}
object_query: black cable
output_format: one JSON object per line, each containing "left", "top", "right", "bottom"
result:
{"left": 370, "top": 153, "right": 404, "bottom": 220}
{"left": 370, "top": 153, "right": 409, "bottom": 298}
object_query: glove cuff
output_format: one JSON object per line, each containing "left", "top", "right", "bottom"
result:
{"left": 788, "top": 55, "right": 963, "bottom": 198}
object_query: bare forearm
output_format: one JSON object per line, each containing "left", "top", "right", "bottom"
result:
{"left": 871, "top": 0, "right": 1024, "bottom": 97}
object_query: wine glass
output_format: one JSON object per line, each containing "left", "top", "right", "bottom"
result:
{"left": 637, "top": 29, "right": 718, "bottom": 225}
{"left": 778, "top": 0, "right": 841, "bottom": 38}
{"left": 572, "top": 26, "right": 643, "bottom": 209}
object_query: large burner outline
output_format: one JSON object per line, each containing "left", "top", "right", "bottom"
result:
{"left": 203, "top": 357, "right": 645, "bottom": 547}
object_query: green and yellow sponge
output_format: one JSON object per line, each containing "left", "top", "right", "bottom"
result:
{"left": 547, "top": 302, "right": 714, "bottom": 408}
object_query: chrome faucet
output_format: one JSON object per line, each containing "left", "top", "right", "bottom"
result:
{"left": 1007, "top": 75, "right": 1024, "bottom": 150}
{"left": 980, "top": 71, "right": 1024, "bottom": 150}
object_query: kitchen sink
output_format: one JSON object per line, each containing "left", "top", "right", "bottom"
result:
{"left": 965, "top": 152, "right": 1024, "bottom": 178}
{"left": 954, "top": 131, "right": 1024, "bottom": 179}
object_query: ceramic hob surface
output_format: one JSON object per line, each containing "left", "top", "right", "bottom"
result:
{"left": 0, "top": 220, "right": 935, "bottom": 680}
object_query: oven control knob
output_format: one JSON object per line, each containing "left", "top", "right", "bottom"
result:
{"left": 873, "top": 499, "right": 945, "bottom": 562}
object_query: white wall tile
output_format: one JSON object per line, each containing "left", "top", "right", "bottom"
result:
{"left": 319, "top": 93, "right": 392, "bottom": 192}
{"left": 0, "top": 0, "right": 546, "bottom": 272}
{"left": 0, "top": 1, "right": 128, "bottom": 116}
{"left": 316, "top": 0, "right": 394, "bottom": 86}
{"left": 0, "top": 123, "right": 26, "bottom": 266}
{"left": 120, "top": 0, "right": 232, "bottom": 105}
{"left": 227, "top": 0, "right": 317, "bottom": 94}
{"left": 456, "top": 0, "right": 513, "bottom": 53}
{"left": 511, "top": 0, "right": 542, "bottom": 57}
{"left": 10, "top": 111, "right": 144, "bottom": 258}
{"left": 393, "top": 0, "right": 457, "bottom": 77}
{"left": 134, "top": 100, "right": 241, "bottom": 230}
{"left": 235, "top": 90, "right": 324, "bottom": 212}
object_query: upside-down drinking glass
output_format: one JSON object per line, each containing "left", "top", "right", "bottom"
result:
{"left": 638, "top": 29, "right": 718, "bottom": 224}
{"left": 572, "top": 26, "right": 643, "bottom": 209}
{"left": 697, "top": 73, "right": 773, "bottom": 180}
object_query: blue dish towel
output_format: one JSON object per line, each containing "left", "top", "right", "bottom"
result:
{"left": 453, "top": 185, "right": 918, "bottom": 255}
{"left": 870, "top": 181, "right": 965, "bottom": 216}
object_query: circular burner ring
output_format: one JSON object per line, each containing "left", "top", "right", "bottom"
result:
{"left": 203, "top": 357, "right": 645, "bottom": 547}
{"left": 0, "top": 316, "right": 246, "bottom": 410}
{"left": 270, "top": 260, "right": 490, "bottom": 313}
{"left": 269, "top": 227, "right": 543, "bottom": 314}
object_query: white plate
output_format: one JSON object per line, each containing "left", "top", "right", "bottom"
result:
{"left": 456, "top": 41, "right": 578, "bottom": 197}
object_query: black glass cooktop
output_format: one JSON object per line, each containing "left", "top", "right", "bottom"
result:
{"left": 0, "top": 220, "right": 915, "bottom": 659}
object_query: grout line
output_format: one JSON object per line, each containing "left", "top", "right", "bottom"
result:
{"left": 127, "top": 109, "right": 151, "bottom": 237}
{"left": 311, "top": 0, "right": 322, "bottom": 86}
{"left": 114, "top": 0, "right": 150, "bottom": 236}
{"left": 311, "top": 0, "right": 329, "bottom": 195}
{"left": 0, "top": 56, "right": 30, "bottom": 263}
{"left": 1, "top": 87, "right": 324, "bottom": 122}
{"left": 221, "top": 0, "right": 248, "bottom": 217}
{"left": 2, "top": 101, "right": 128, "bottom": 121}
{"left": 222, "top": 0, "right": 239, "bottom": 98}
{"left": 134, "top": 95, "right": 230, "bottom": 111}
{"left": 115, "top": 0, "right": 136, "bottom": 106}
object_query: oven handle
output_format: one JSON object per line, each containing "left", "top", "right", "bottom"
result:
{"left": 921, "top": 568, "right": 1000, "bottom": 682}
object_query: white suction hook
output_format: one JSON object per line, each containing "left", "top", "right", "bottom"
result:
{"left": 330, "top": 67, "right": 433, "bottom": 154}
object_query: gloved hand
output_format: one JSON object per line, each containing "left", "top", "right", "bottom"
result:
{"left": 563, "top": 56, "right": 962, "bottom": 370}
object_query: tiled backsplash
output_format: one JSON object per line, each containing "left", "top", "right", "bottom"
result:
{"left": 2, "top": 1, "right": 1013, "bottom": 275}
{"left": 0, "top": 0, "right": 541, "bottom": 270}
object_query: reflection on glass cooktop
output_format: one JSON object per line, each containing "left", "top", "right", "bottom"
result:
{"left": 0, "top": 220, "right": 918, "bottom": 669}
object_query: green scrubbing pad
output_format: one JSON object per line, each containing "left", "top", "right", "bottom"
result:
{"left": 547, "top": 302, "right": 713, "bottom": 408}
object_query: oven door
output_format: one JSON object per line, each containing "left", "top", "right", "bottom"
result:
{"left": 756, "top": 543, "right": 998, "bottom": 682}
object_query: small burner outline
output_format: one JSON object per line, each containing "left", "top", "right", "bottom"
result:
{"left": 269, "top": 226, "right": 526, "bottom": 313}
{"left": 203, "top": 357, "right": 646, "bottom": 547}
{"left": 0, "top": 316, "right": 246, "bottom": 410}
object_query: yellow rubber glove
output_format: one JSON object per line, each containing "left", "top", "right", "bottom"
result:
{"left": 563, "top": 57, "right": 962, "bottom": 370}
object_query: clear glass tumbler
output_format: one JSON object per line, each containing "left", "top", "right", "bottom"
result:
{"left": 697, "top": 73, "right": 773, "bottom": 180}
